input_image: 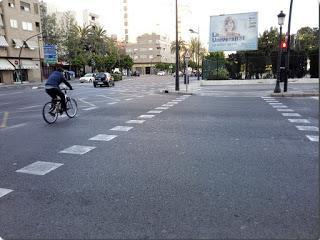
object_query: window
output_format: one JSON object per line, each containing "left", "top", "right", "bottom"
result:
{"left": 91, "top": 16, "right": 95, "bottom": 21}
{"left": 148, "top": 48, "right": 153, "bottom": 51}
{"left": 35, "top": 22, "right": 40, "bottom": 32}
{"left": 22, "top": 21, "right": 32, "bottom": 31}
{"left": 10, "top": 19, "right": 18, "bottom": 28}
{"left": 33, "top": 3, "right": 39, "bottom": 14}
{"left": 20, "top": 1, "right": 30, "bottom": 12}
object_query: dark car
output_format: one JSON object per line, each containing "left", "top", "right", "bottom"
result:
{"left": 132, "top": 71, "right": 140, "bottom": 77}
{"left": 93, "top": 72, "right": 115, "bottom": 87}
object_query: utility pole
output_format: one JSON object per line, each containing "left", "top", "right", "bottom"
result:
{"left": 175, "top": 0, "right": 179, "bottom": 91}
{"left": 284, "top": 0, "right": 293, "bottom": 92}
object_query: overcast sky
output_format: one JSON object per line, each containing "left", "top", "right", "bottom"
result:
{"left": 44, "top": 0, "right": 319, "bottom": 44}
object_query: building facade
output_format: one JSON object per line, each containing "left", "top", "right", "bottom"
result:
{"left": 126, "top": 33, "right": 175, "bottom": 75}
{"left": 0, "top": 0, "right": 43, "bottom": 84}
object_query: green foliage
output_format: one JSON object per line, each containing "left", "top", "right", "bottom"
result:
{"left": 207, "top": 68, "right": 229, "bottom": 80}
{"left": 112, "top": 73, "right": 122, "bottom": 81}
{"left": 155, "top": 63, "right": 171, "bottom": 71}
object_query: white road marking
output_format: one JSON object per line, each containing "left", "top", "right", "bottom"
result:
{"left": 18, "top": 105, "right": 42, "bottom": 110}
{"left": 272, "top": 105, "right": 288, "bottom": 108}
{"left": 137, "top": 96, "right": 144, "bottom": 98}
{"left": 83, "top": 107, "right": 98, "bottom": 111}
{"left": 79, "top": 98, "right": 96, "bottom": 107}
{"left": 1, "top": 123, "right": 27, "bottom": 130}
{"left": 311, "top": 97, "right": 319, "bottom": 100}
{"left": 306, "top": 135, "right": 319, "bottom": 142}
{"left": 0, "top": 91, "right": 22, "bottom": 97}
{"left": 110, "top": 126, "right": 133, "bottom": 131}
{"left": 59, "top": 145, "right": 96, "bottom": 155}
{"left": 148, "top": 110, "right": 162, "bottom": 114}
{"left": 155, "top": 107, "right": 169, "bottom": 110}
{"left": 269, "top": 103, "right": 283, "bottom": 105}
{"left": 16, "top": 161, "right": 63, "bottom": 175}
{"left": 288, "top": 119, "right": 310, "bottom": 124}
{"left": 126, "top": 120, "right": 145, "bottom": 124}
{"left": 261, "top": 97, "right": 274, "bottom": 99}
{"left": 108, "top": 102, "right": 118, "bottom": 105}
{"left": 282, "top": 113, "right": 301, "bottom": 117}
{"left": 97, "top": 95, "right": 120, "bottom": 101}
{"left": 138, "top": 115, "right": 155, "bottom": 119}
{"left": 162, "top": 104, "right": 174, "bottom": 107}
{"left": 167, "top": 102, "right": 178, "bottom": 105}
{"left": 0, "top": 188, "right": 13, "bottom": 198}
{"left": 296, "top": 126, "right": 319, "bottom": 131}
{"left": 172, "top": 100, "right": 182, "bottom": 102}
{"left": 89, "top": 134, "right": 117, "bottom": 141}
{"left": 277, "top": 109, "right": 294, "bottom": 112}
{"left": 125, "top": 98, "right": 133, "bottom": 101}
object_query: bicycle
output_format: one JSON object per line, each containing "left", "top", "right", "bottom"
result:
{"left": 42, "top": 88, "right": 78, "bottom": 124}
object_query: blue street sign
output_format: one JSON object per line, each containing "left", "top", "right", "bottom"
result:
{"left": 43, "top": 44, "right": 57, "bottom": 64}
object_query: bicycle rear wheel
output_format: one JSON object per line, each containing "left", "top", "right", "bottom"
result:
{"left": 42, "top": 102, "right": 58, "bottom": 124}
{"left": 65, "top": 98, "right": 78, "bottom": 118}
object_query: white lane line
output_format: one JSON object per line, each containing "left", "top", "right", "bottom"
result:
{"left": 83, "top": 107, "right": 98, "bottom": 111}
{"left": 296, "top": 126, "right": 319, "bottom": 132}
{"left": 306, "top": 135, "right": 319, "bottom": 142}
{"left": 288, "top": 119, "right": 310, "bottom": 124}
{"left": 269, "top": 103, "right": 283, "bottom": 105}
{"left": 16, "top": 161, "right": 63, "bottom": 175}
{"left": 155, "top": 107, "right": 169, "bottom": 110}
{"left": 261, "top": 97, "right": 274, "bottom": 99}
{"left": 126, "top": 120, "right": 145, "bottom": 124}
{"left": 138, "top": 115, "right": 155, "bottom": 119}
{"left": 59, "top": 145, "right": 96, "bottom": 155}
{"left": 78, "top": 98, "right": 96, "bottom": 107}
{"left": 282, "top": 113, "right": 301, "bottom": 117}
{"left": 97, "top": 95, "right": 120, "bottom": 101}
{"left": 108, "top": 102, "right": 118, "bottom": 105}
{"left": 167, "top": 102, "right": 178, "bottom": 105}
{"left": 0, "top": 188, "right": 13, "bottom": 198}
{"left": 18, "top": 104, "right": 42, "bottom": 110}
{"left": 125, "top": 98, "right": 133, "bottom": 101}
{"left": 272, "top": 105, "right": 288, "bottom": 108}
{"left": 89, "top": 134, "right": 117, "bottom": 141}
{"left": 148, "top": 110, "right": 162, "bottom": 114}
{"left": 137, "top": 96, "right": 144, "bottom": 98}
{"left": 1, "top": 123, "right": 27, "bottom": 130}
{"left": 277, "top": 109, "right": 294, "bottom": 112}
{"left": 162, "top": 104, "right": 174, "bottom": 107}
{"left": 311, "top": 97, "right": 319, "bottom": 100}
{"left": 110, "top": 126, "right": 133, "bottom": 131}
{"left": 172, "top": 100, "right": 182, "bottom": 102}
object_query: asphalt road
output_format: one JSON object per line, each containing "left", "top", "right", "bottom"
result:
{"left": 0, "top": 76, "right": 318, "bottom": 239}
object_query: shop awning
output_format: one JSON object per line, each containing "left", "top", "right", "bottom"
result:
{"left": 20, "top": 60, "right": 39, "bottom": 69}
{"left": 12, "top": 39, "right": 24, "bottom": 48}
{"left": 25, "top": 40, "right": 38, "bottom": 50}
{"left": 0, "top": 59, "right": 14, "bottom": 70}
{"left": 0, "top": 36, "right": 9, "bottom": 47}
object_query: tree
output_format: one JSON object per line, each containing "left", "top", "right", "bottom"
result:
{"left": 295, "top": 27, "right": 318, "bottom": 53}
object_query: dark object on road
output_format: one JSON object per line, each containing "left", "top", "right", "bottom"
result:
{"left": 93, "top": 72, "right": 115, "bottom": 88}
{"left": 132, "top": 71, "right": 140, "bottom": 77}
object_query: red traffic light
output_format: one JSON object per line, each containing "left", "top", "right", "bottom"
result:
{"left": 281, "top": 41, "right": 287, "bottom": 49}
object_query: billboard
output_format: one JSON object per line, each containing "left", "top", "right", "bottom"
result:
{"left": 43, "top": 44, "right": 57, "bottom": 64}
{"left": 209, "top": 12, "right": 258, "bottom": 52}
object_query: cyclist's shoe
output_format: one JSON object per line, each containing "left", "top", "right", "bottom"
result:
{"left": 60, "top": 108, "right": 66, "bottom": 115}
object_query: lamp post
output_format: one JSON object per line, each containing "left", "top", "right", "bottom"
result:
{"left": 18, "top": 32, "right": 43, "bottom": 83}
{"left": 274, "top": 11, "right": 286, "bottom": 93}
{"left": 175, "top": 0, "right": 179, "bottom": 91}
{"left": 189, "top": 26, "right": 200, "bottom": 80}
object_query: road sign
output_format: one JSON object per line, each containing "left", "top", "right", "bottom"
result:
{"left": 43, "top": 44, "right": 57, "bottom": 64}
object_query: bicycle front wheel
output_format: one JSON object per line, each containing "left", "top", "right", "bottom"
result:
{"left": 66, "top": 98, "right": 78, "bottom": 118}
{"left": 42, "top": 102, "right": 58, "bottom": 124}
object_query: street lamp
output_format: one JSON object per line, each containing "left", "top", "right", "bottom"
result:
{"left": 274, "top": 11, "right": 286, "bottom": 93}
{"left": 18, "top": 32, "right": 44, "bottom": 83}
{"left": 189, "top": 27, "right": 200, "bottom": 80}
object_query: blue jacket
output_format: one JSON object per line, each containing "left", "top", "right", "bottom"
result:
{"left": 45, "top": 71, "right": 72, "bottom": 89}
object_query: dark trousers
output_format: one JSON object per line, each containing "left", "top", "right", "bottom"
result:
{"left": 46, "top": 88, "right": 66, "bottom": 110}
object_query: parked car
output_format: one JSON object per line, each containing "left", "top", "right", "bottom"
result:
{"left": 80, "top": 73, "right": 95, "bottom": 83}
{"left": 132, "top": 71, "right": 140, "bottom": 77}
{"left": 157, "top": 71, "right": 165, "bottom": 76}
{"left": 93, "top": 72, "right": 115, "bottom": 87}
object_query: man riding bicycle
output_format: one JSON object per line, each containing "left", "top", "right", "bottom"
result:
{"left": 45, "top": 67, "right": 73, "bottom": 114}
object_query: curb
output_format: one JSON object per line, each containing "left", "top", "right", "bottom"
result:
{"left": 159, "top": 89, "right": 193, "bottom": 95}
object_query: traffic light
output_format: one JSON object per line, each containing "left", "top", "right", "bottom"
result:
{"left": 281, "top": 41, "right": 287, "bottom": 51}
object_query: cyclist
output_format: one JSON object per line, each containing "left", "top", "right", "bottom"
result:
{"left": 45, "top": 67, "right": 73, "bottom": 114}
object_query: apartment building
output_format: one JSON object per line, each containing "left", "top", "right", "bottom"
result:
{"left": 126, "top": 33, "right": 175, "bottom": 75}
{"left": 0, "top": 0, "right": 43, "bottom": 84}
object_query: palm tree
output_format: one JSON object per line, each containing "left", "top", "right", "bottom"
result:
{"left": 170, "top": 39, "right": 187, "bottom": 58}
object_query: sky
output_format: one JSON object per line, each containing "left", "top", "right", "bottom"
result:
{"left": 44, "top": 0, "right": 319, "bottom": 46}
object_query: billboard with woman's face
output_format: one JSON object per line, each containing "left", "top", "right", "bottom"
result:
{"left": 209, "top": 12, "right": 258, "bottom": 52}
